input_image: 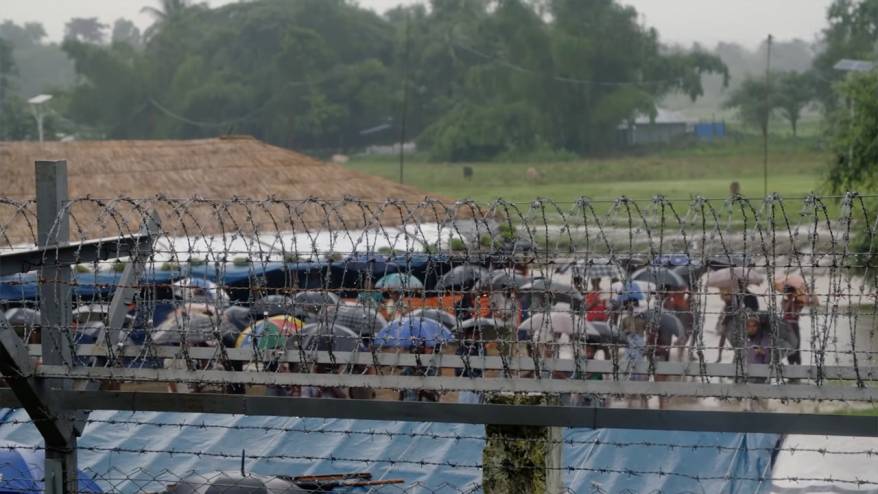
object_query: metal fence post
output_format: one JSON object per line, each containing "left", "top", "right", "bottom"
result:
{"left": 35, "top": 160, "right": 78, "bottom": 494}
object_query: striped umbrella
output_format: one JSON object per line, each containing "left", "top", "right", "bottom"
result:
{"left": 235, "top": 315, "right": 304, "bottom": 350}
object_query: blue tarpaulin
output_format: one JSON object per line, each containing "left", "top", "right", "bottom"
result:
{"left": 0, "top": 256, "right": 463, "bottom": 303}
{"left": 0, "top": 408, "right": 779, "bottom": 493}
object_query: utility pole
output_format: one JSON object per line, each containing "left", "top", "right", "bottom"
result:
{"left": 398, "top": 13, "right": 412, "bottom": 185}
{"left": 763, "top": 34, "right": 773, "bottom": 197}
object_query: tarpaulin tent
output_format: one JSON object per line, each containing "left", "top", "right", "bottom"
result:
{"left": 0, "top": 409, "right": 780, "bottom": 494}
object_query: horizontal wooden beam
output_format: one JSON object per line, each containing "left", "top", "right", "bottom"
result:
{"left": 40, "top": 344, "right": 878, "bottom": 381}
{"left": 32, "top": 365, "right": 878, "bottom": 401}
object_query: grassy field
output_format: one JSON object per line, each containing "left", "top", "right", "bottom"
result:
{"left": 347, "top": 135, "right": 831, "bottom": 206}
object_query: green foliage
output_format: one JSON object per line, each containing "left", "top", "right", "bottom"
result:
{"left": 827, "top": 71, "right": 878, "bottom": 192}
{"left": 53, "top": 0, "right": 724, "bottom": 159}
{"left": 188, "top": 257, "right": 206, "bottom": 266}
{"left": 160, "top": 261, "right": 180, "bottom": 271}
{"left": 723, "top": 76, "right": 776, "bottom": 136}
{"left": 825, "top": 70, "right": 878, "bottom": 279}
{"left": 483, "top": 393, "right": 553, "bottom": 494}
{"left": 449, "top": 238, "right": 467, "bottom": 252}
{"left": 232, "top": 256, "right": 251, "bottom": 266}
{"left": 112, "top": 261, "right": 126, "bottom": 272}
{"left": 0, "top": 37, "right": 16, "bottom": 103}
{"left": 111, "top": 19, "right": 142, "bottom": 48}
{"left": 0, "top": 39, "right": 37, "bottom": 140}
{"left": 64, "top": 18, "right": 108, "bottom": 44}
{"left": 775, "top": 71, "right": 817, "bottom": 136}
{"left": 497, "top": 224, "right": 517, "bottom": 242}
{"left": 0, "top": 21, "right": 76, "bottom": 100}
{"left": 812, "top": 0, "right": 878, "bottom": 112}
{"left": 724, "top": 71, "right": 816, "bottom": 137}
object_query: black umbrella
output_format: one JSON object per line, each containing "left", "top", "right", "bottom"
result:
{"left": 164, "top": 474, "right": 306, "bottom": 494}
{"left": 474, "top": 270, "right": 530, "bottom": 292}
{"left": 291, "top": 291, "right": 340, "bottom": 318}
{"left": 585, "top": 321, "right": 619, "bottom": 344}
{"left": 458, "top": 317, "right": 510, "bottom": 341}
{"left": 164, "top": 472, "right": 402, "bottom": 494}
{"left": 218, "top": 306, "right": 252, "bottom": 347}
{"left": 519, "top": 279, "right": 583, "bottom": 309}
{"left": 636, "top": 309, "right": 685, "bottom": 344}
{"left": 631, "top": 267, "right": 688, "bottom": 291}
{"left": 151, "top": 314, "right": 217, "bottom": 346}
{"left": 299, "top": 323, "right": 362, "bottom": 352}
{"left": 435, "top": 265, "right": 490, "bottom": 291}
{"left": 672, "top": 264, "right": 709, "bottom": 290}
{"left": 316, "top": 304, "right": 386, "bottom": 336}
{"left": 407, "top": 308, "right": 459, "bottom": 330}
{"left": 707, "top": 254, "right": 754, "bottom": 270}
{"left": 250, "top": 295, "right": 295, "bottom": 318}
{"left": 616, "top": 256, "right": 649, "bottom": 275}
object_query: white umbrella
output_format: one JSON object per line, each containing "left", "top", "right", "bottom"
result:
{"left": 518, "top": 311, "right": 583, "bottom": 342}
{"left": 705, "top": 267, "right": 764, "bottom": 289}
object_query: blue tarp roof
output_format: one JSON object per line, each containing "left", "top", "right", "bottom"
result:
{"left": 0, "top": 256, "right": 463, "bottom": 302}
{"left": 0, "top": 408, "right": 778, "bottom": 493}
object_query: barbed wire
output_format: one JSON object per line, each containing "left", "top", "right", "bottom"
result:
{"left": 3, "top": 197, "right": 878, "bottom": 404}
{"left": 3, "top": 416, "right": 876, "bottom": 457}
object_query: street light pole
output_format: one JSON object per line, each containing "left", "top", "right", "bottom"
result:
{"left": 27, "top": 94, "right": 53, "bottom": 143}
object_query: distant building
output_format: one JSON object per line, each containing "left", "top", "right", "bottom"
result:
{"left": 693, "top": 121, "right": 726, "bottom": 142}
{"left": 618, "top": 108, "right": 691, "bottom": 146}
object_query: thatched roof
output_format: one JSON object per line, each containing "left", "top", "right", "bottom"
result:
{"left": 0, "top": 137, "right": 473, "bottom": 246}
{"left": 0, "top": 136, "right": 431, "bottom": 201}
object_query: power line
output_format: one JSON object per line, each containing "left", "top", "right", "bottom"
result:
{"left": 451, "top": 40, "right": 684, "bottom": 88}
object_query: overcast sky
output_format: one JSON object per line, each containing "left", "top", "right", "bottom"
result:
{"left": 0, "top": 0, "right": 833, "bottom": 48}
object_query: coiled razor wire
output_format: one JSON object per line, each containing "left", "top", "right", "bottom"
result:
{"left": 2, "top": 194, "right": 878, "bottom": 492}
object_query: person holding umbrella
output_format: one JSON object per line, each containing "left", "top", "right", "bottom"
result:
{"left": 373, "top": 316, "right": 455, "bottom": 402}
{"left": 775, "top": 274, "right": 816, "bottom": 366}
{"left": 708, "top": 267, "right": 763, "bottom": 362}
{"left": 375, "top": 273, "right": 424, "bottom": 320}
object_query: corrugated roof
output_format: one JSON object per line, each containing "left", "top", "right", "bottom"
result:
{"left": 633, "top": 108, "right": 689, "bottom": 125}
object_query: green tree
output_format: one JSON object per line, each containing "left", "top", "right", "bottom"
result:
{"left": 111, "top": 18, "right": 142, "bottom": 48}
{"left": 812, "top": 0, "right": 878, "bottom": 112}
{"left": 0, "top": 37, "right": 16, "bottom": 103}
{"left": 827, "top": 71, "right": 878, "bottom": 192}
{"left": 0, "top": 38, "right": 34, "bottom": 140}
{"left": 775, "top": 71, "right": 816, "bottom": 136}
{"left": 723, "top": 77, "right": 777, "bottom": 137}
{"left": 64, "top": 17, "right": 108, "bottom": 44}
{"left": 58, "top": 0, "right": 726, "bottom": 159}
{"left": 141, "top": 0, "right": 200, "bottom": 39}
{"left": 0, "top": 21, "right": 46, "bottom": 47}
{"left": 825, "top": 70, "right": 878, "bottom": 280}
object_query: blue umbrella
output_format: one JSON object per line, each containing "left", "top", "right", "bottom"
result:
{"left": 375, "top": 273, "right": 424, "bottom": 291}
{"left": 613, "top": 281, "right": 646, "bottom": 303}
{"left": 373, "top": 317, "right": 455, "bottom": 349}
{"left": 0, "top": 441, "right": 102, "bottom": 493}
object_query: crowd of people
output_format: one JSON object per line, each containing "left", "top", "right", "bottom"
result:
{"left": 2, "top": 263, "right": 814, "bottom": 408}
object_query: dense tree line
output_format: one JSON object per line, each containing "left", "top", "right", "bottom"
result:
{"left": 20, "top": 0, "right": 724, "bottom": 160}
